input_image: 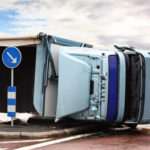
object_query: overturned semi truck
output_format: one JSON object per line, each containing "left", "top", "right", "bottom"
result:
{"left": 0, "top": 33, "right": 150, "bottom": 127}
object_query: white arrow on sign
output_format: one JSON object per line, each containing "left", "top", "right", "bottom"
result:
{"left": 6, "top": 52, "right": 17, "bottom": 63}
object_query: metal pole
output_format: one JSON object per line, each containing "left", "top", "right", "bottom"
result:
{"left": 11, "top": 117, "right": 13, "bottom": 126}
{"left": 11, "top": 68, "right": 14, "bottom": 87}
{"left": 11, "top": 68, "right": 14, "bottom": 127}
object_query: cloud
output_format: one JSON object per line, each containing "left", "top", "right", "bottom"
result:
{"left": 0, "top": 0, "right": 149, "bottom": 49}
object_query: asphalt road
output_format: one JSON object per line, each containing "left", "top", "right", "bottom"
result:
{"left": 0, "top": 125, "right": 149, "bottom": 150}
{"left": 40, "top": 130, "right": 150, "bottom": 150}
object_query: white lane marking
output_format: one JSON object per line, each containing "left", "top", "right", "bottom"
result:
{"left": 1, "top": 139, "right": 49, "bottom": 144}
{"left": 15, "top": 132, "right": 102, "bottom": 150}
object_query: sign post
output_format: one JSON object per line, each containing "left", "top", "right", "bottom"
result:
{"left": 2, "top": 47, "right": 22, "bottom": 126}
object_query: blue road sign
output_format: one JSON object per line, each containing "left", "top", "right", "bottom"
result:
{"left": 2, "top": 47, "right": 22, "bottom": 68}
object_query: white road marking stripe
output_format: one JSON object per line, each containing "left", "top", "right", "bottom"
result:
{"left": 15, "top": 132, "right": 102, "bottom": 150}
{"left": 1, "top": 138, "right": 49, "bottom": 144}
{"left": 8, "top": 92, "right": 16, "bottom": 99}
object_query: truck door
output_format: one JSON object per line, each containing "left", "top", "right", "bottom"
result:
{"left": 56, "top": 49, "right": 91, "bottom": 120}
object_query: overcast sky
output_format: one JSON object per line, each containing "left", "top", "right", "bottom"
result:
{"left": 0, "top": 0, "right": 150, "bottom": 49}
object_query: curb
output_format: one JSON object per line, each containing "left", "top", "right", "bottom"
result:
{"left": 0, "top": 124, "right": 104, "bottom": 139}
{"left": 137, "top": 125, "right": 150, "bottom": 132}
